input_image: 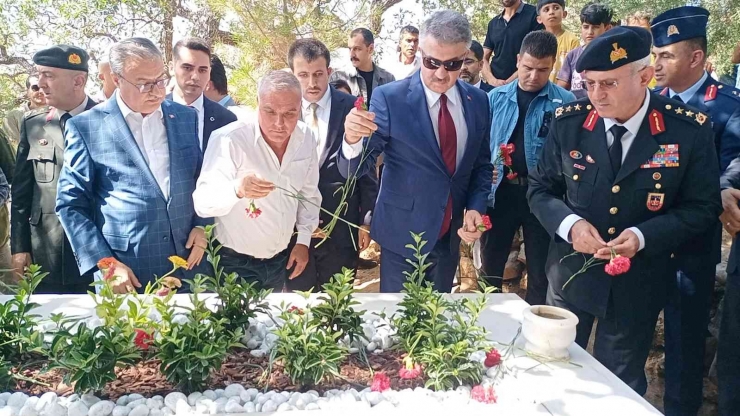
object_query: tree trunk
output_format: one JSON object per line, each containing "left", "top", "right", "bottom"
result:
{"left": 368, "top": 0, "right": 402, "bottom": 35}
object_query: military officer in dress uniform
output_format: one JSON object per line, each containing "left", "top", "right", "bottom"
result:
{"left": 11, "top": 45, "right": 96, "bottom": 293}
{"left": 527, "top": 26, "right": 722, "bottom": 395}
{"left": 650, "top": 7, "right": 740, "bottom": 415}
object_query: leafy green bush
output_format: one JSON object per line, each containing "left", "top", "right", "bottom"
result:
{"left": 0, "top": 265, "right": 46, "bottom": 360}
{"left": 310, "top": 268, "right": 365, "bottom": 345}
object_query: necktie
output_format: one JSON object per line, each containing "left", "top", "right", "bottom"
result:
{"left": 672, "top": 95, "right": 684, "bottom": 103}
{"left": 608, "top": 125, "right": 628, "bottom": 176}
{"left": 438, "top": 94, "right": 457, "bottom": 237}
{"left": 306, "top": 103, "right": 319, "bottom": 140}
{"left": 60, "top": 112, "right": 72, "bottom": 133}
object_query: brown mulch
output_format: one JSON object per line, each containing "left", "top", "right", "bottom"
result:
{"left": 12, "top": 349, "right": 425, "bottom": 399}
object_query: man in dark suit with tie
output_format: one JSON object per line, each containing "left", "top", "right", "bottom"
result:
{"left": 11, "top": 45, "right": 96, "bottom": 293}
{"left": 527, "top": 26, "right": 721, "bottom": 395}
{"left": 461, "top": 40, "right": 494, "bottom": 92}
{"left": 650, "top": 7, "right": 740, "bottom": 415}
{"left": 286, "top": 39, "right": 378, "bottom": 291}
{"left": 168, "top": 38, "right": 237, "bottom": 152}
{"left": 341, "top": 10, "right": 493, "bottom": 293}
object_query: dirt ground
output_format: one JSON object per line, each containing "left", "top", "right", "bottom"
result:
{"left": 355, "top": 235, "right": 727, "bottom": 415}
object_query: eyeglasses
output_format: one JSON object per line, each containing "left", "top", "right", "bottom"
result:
{"left": 117, "top": 74, "right": 169, "bottom": 93}
{"left": 463, "top": 58, "right": 480, "bottom": 66}
{"left": 579, "top": 66, "right": 648, "bottom": 92}
{"left": 422, "top": 53, "right": 465, "bottom": 72}
{"left": 30, "top": 85, "right": 40, "bottom": 92}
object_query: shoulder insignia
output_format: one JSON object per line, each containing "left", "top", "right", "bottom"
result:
{"left": 695, "top": 112, "right": 708, "bottom": 125}
{"left": 583, "top": 109, "right": 600, "bottom": 131}
{"left": 649, "top": 110, "right": 666, "bottom": 135}
{"left": 555, "top": 101, "right": 591, "bottom": 119}
{"left": 24, "top": 107, "right": 50, "bottom": 120}
{"left": 705, "top": 84, "right": 717, "bottom": 102}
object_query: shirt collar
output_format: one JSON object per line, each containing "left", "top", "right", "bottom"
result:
{"left": 55, "top": 97, "right": 89, "bottom": 120}
{"left": 473, "top": 79, "right": 482, "bottom": 89}
{"left": 116, "top": 91, "right": 163, "bottom": 121}
{"left": 669, "top": 71, "right": 708, "bottom": 104}
{"left": 499, "top": 0, "right": 525, "bottom": 18}
{"left": 422, "top": 80, "right": 460, "bottom": 108}
{"left": 173, "top": 92, "right": 204, "bottom": 113}
{"left": 302, "top": 87, "right": 332, "bottom": 112}
{"left": 603, "top": 89, "right": 651, "bottom": 137}
{"left": 217, "top": 95, "right": 232, "bottom": 106}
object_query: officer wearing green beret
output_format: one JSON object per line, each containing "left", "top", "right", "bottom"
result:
{"left": 527, "top": 26, "right": 721, "bottom": 395}
{"left": 10, "top": 44, "right": 96, "bottom": 293}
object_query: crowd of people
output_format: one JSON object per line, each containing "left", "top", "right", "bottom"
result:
{"left": 1, "top": 0, "right": 740, "bottom": 414}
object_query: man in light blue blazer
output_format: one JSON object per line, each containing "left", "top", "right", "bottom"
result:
{"left": 339, "top": 11, "right": 493, "bottom": 292}
{"left": 56, "top": 38, "right": 210, "bottom": 293}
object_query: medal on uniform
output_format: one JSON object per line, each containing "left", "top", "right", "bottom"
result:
{"left": 570, "top": 150, "right": 582, "bottom": 159}
{"left": 573, "top": 163, "right": 585, "bottom": 170}
{"left": 586, "top": 155, "right": 595, "bottom": 163}
{"left": 38, "top": 139, "right": 48, "bottom": 146}
{"left": 647, "top": 192, "right": 665, "bottom": 211}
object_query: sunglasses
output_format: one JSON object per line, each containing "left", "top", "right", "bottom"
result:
{"left": 422, "top": 54, "right": 465, "bottom": 72}
{"left": 30, "top": 85, "right": 40, "bottom": 92}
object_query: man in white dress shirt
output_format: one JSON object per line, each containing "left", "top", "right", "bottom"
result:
{"left": 193, "top": 70, "right": 321, "bottom": 291}
{"left": 168, "top": 38, "right": 237, "bottom": 153}
{"left": 388, "top": 25, "right": 421, "bottom": 80}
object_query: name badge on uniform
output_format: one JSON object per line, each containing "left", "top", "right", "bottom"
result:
{"left": 641, "top": 144, "right": 679, "bottom": 168}
{"left": 647, "top": 192, "right": 665, "bottom": 211}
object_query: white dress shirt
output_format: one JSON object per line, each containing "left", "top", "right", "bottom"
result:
{"left": 56, "top": 96, "right": 92, "bottom": 120}
{"left": 173, "top": 93, "right": 205, "bottom": 150}
{"left": 556, "top": 89, "right": 651, "bottom": 251}
{"left": 390, "top": 55, "right": 421, "bottom": 80}
{"left": 115, "top": 92, "right": 170, "bottom": 200}
{"left": 342, "top": 81, "right": 469, "bottom": 165}
{"left": 193, "top": 116, "right": 321, "bottom": 259}
{"left": 302, "top": 88, "right": 332, "bottom": 165}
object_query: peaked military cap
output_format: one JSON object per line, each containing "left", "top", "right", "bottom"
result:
{"left": 651, "top": 6, "right": 709, "bottom": 47}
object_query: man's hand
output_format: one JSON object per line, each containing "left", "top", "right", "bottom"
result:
{"left": 458, "top": 210, "right": 484, "bottom": 243}
{"left": 720, "top": 188, "right": 740, "bottom": 235}
{"left": 492, "top": 167, "right": 499, "bottom": 184}
{"left": 596, "top": 229, "right": 640, "bottom": 259}
{"left": 570, "top": 219, "right": 607, "bottom": 254}
{"left": 491, "top": 78, "right": 507, "bottom": 87}
{"left": 236, "top": 174, "right": 275, "bottom": 199}
{"left": 185, "top": 227, "right": 206, "bottom": 269}
{"left": 12, "top": 252, "right": 31, "bottom": 277}
{"left": 312, "top": 227, "right": 327, "bottom": 239}
{"left": 109, "top": 261, "right": 142, "bottom": 294}
{"left": 358, "top": 225, "right": 371, "bottom": 251}
{"left": 344, "top": 108, "right": 377, "bottom": 145}
{"left": 287, "top": 244, "right": 309, "bottom": 280}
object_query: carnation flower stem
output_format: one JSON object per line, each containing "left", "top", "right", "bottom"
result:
{"left": 560, "top": 253, "right": 605, "bottom": 290}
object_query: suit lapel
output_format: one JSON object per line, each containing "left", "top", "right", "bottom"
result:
{"left": 105, "top": 97, "right": 167, "bottom": 201}
{"left": 614, "top": 100, "right": 660, "bottom": 184}
{"left": 323, "top": 87, "right": 346, "bottom": 169}
{"left": 408, "top": 73, "right": 447, "bottom": 172}
{"left": 43, "top": 109, "right": 65, "bottom": 152}
{"left": 455, "top": 81, "right": 478, "bottom": 178}
{"left": 202, "top": 100, "right": 214, "bottom": 152}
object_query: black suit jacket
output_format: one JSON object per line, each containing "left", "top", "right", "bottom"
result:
{"left": 479, "top": 81, "right": 494, "bottom": 93}
{"left": 314, "top": 87, "right": 378, "bottom": 249}
{"left": 528, "top": 93, "right": 721, "bottom": 318}
{"left": 722, "top": 157, "right": 740, "bottom": 274}
{"left": 165, "top": 94, "right": 238, "bottom": 152}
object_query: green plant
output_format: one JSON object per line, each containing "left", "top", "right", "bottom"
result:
{"left": 0, "top": 357, "right": 12, "bottom": 390}
{"left": 200, "top": 225, "right": 271, "bottom": 334}
{"left": 154, "top": 276, "right": 242, "bottom": 393}
{"left": 0, "top": 265, "right": 46, "bottom": 360}
{"left": 272, "top": 304, "right": 347, "bottom": 387}
{"left": 393, "top": 232, "right": 493, "bottom": 390}
{"left": 47, "top": 316, "right": 141, "bottom": 394}
{"left": 310, "top": 268, "right": 365, "bottom": 345}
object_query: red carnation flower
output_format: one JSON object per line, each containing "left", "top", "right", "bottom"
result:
{"left": 246, "top": 200, "right": 262, "bottom": 219}
{"left": 477, "top": 215, "right": 493, "bottom": 232}
{"left": 354, "top": 97, "right": 367, "bottom": 111}
{"left": 287, "top": 306, "right": 304, "bottom": 315}
{"left": 134, "top": 329, "right": 153, "bottom": 350}
{"left": 484, "top": 348, "right": 501, "bottom": 367}
{"left": 370, "top": 372, "right": 391, "bottom": 392}
{"left": 399, "top": 357, "right": 423, "bottom": 379}
{"left": 471, "top": 385, "right": 497, "bottom": 404}
{"left": 506, "top": 172, "right": 518, "bottom": 180}
{"left": 156, "top": 287, "right": 170, "bottom": 297}
{"left": 605, "top": 255, "right": 631, "bottom": 276}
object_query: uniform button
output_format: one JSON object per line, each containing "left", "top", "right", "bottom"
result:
{"left": 163, "top": 236, "right": 169, "bottom": 241}
{"left": 612, "top": 185, "right": 620, "bottom": 193}
{"left": 608, "top": 227, "right": 616, "bottom": 235}
{"left": 655, "top": 183, "right": 662, "bottom": 189}
{"left": 573, "top": 174, "right": 579, "bottom": 181}
{"left": 610, "top": 207, "right": 618, "bottom": 215}
{"left": 670, "top": 253, "right": 675, "bottom": 258}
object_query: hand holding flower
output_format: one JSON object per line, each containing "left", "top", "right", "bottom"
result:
{"left": 595, "top": 228, "right": 640, "bottom": 260}
{"left": 236, "top": 173, "right": 275, "bottom": 199}
{"left": 97, "top": 257, "right": 141, "bottom": 294}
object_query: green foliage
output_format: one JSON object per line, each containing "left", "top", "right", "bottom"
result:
{"left": 393, "top": 232, "right": 492, "bottom": 390}
{"left": 200, "top": 225, "right": 272, "bottom": 334}
{"left": 47, "top": 317, "right": 141, "bottom": 394}
{"left": 0, "top": 358, "right": 12, "bottom": 391}
{"left": 272, "top": 304, "right": 347, "bottom": 387}
{"left": 154, "top": 276, "right": 242, "bottom": 393}
{"left": 0, "top": 265, "right": 46, "bottom": 360}
{"left": 310, "top": 268, "right": 365, "bottom": 345}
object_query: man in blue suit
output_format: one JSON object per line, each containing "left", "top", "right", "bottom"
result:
{"left": 340, "top": 10, "right": 493, "bottom": 292}
{"left": 168, "top": 38, "right": 237, "bottom": 152}
{"left": 56, "top": 38, "right": 210, "bottom": 293}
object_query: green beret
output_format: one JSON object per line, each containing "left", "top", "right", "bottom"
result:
{"left": 575, "top": 26, "right": 652, "bottom": 73}
{"left": 33, "top": 45, "right": 89, "bottom": 72}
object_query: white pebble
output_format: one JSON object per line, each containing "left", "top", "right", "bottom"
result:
{"left": 0, "top": 400, "right": 6, "bottom": 408}
{"left": 163, "top": 393, "right": 186, "bottom": 412}
{"left": 186, "top": 393, "right": 201, "bottom": 407}
{"left": 67, "top": 395, "right": 80, "bottom": 404}
{"left": 111, "top": 406, "right": 130, "bottom": 416}
{"left": 213, "top": 390, "right": 225, "bottom": 399}
{"left": 174, "top": 400, "right": 191, "bottom": 416}
{"left": 19, "top": 406, "right": 38, "bottom": 416}
{"left": 145, "top": 400, "right": 160, "bottom": 410}
{"left": 36, "top": 393, "right": 58, "bottom": 412}
{"left": 150, "top": 398, "right": 162, "bottom": 403}
{"left": 380, "top": 334, "right": 393, "bottom": 349}
{"left": 127, "top": 404, "right": 148, "bottom": 416}
{"left": 348, "top": 347, "right": 359, "bottom": 354}
{"left": 243, "top": 402, "right": 256, "bottom": 413}
{"left": 271, "top": 395, "right": 287, "bottom": 406}
{"left": 305, "top": 403, "right": 319, "bottom": 411}
{"left": 276, "top": 403, "right": 292, "bottom": 412}
{"left": 25, "top": 398, "right": 39, "bottom": 411}
{"left": 0, "top": 393, "right": 11, "bottom": 402}
{"left": 43, "top": 403, "right": 66, "bottom": 416}
{"left": 238, "top": 392, "right": 252, "bottom": 404}
{"left": 486, "top": 366, "right": 498, "bottom": 378}
{"left": 224, "top": 402, "right": 244, "bottom": 413}
{"left": 366, "top": 342, "right": 377, "bottom": 352}
{"left": 245, "top": 339, "right": 260, "bottom": 349}
{"left": 127, "top": 396, "right": 143, "bottom": 402}
{"left": 261, "top": 401, "right": 277, "bottom": 413}
{"left": 8, "top": 392, "right": 29, "bottom": 408}
{"left": 161, "top": 410, "right": 173, "bottom": 416}
{"left": 89, "top": 401, "right": 115, "bottom": 416}
{"left": 81, "top": 394, "right": 100, "bottom": 408}
{"left": 249, "top": 349, "right": 267, "bottom": 358}
{"left": 364, "top": 392, "right": 384, "bottom": 406}
{"left": 224, "top": 384, "right": 244, "bottom": 398}
{"left": 372, "top": 401, "right": 396, "bottom": 410}
{"left": 0, "top": 408, "right": 17, "bottom": 416}
{"left": 148, "top": 410, "right": 162, "bottom": 416}
{"left": 67, "top": 401, "right": 88, "bottom": 416}
{"left": 127, "top": 400, "right": 145, "bottom": 410}
{"left": 201, "top": 391, "right": 216, "bottom": 401}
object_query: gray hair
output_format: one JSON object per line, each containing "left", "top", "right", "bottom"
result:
{"left": 258, "top": 70, "right": 301, "bottom": 99}
{"left": 420, "top": 10, "right": 472, "bottom": 48}
{"left": 109, "top": 38, "right": 163, "bottom": 75}
{"left": 629, "top": 56, "right": 652, "bottom": 73}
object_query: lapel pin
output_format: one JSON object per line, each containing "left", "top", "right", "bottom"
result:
{"left": 569, "top": 150, "right": 582, "bottom": 159}
{"left": 467, "top": 95, "right": 472, "bottom": 101}
{"left": 586, "top": 155, "right": 595, "bottom": 163}
{"left": 38, "top": 139, "right": 48, "bottom": 146}
{"left": 210, "top": 117, "right": 215, "bottom": 122}
{"left": 169, "top": 114, "right": 175, "bottom": 119}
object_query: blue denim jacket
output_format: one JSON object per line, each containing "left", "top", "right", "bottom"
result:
{"left": 488, "top": 81, "right": 576, "bottom": 207}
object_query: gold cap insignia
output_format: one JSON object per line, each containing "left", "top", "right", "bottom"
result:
{"left": 610, "top": 43, "right": 628, "bottom": 64}
{"left": 68, "top": 53, "right": 82, "bottom": 65}
{"left": 667, "top": 25, "right": 680, "bottom": 36}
